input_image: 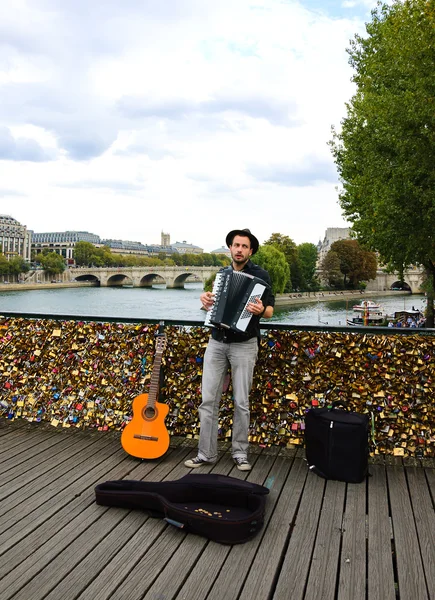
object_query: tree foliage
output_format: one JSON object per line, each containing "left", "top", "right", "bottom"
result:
{"left": 0, "top": 253, "right": 30, "bottom": 278}
{"left": 321, "top": 251, "right": 342, "bottom": 287}
{"left": 37, "top": 252, "right": 66, "bottom": 275}
{"left": 255, "top": 245, "right": 290, "bottom": 294}
{"left": 330, "top": 240, "right": 377, "bottom": 287}
{"left": 263, "top": 232, "right": 295, "bottom": 291}
{"left": 297, "top": 242, "right": 319, "bottom": 291}
{"left": 330, "top": 0, "right": 435, "bottom": 323}
{"left": 73, "top": 241, "right": 231, "bottom": 268}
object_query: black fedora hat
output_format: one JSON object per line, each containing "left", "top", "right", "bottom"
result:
{"left": 225, "top": 228, "right": 259, "bottom": 255}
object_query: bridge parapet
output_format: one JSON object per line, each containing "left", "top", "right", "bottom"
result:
{"left": 69, "top": 266, "right": 220, "bottom": 288}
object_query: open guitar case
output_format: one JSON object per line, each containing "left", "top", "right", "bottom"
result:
{"left": 95, "top": 473, "right": 270, "bottom": 545}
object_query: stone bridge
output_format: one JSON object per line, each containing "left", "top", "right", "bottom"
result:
{"left": 364, "top": 267, "right": 425, "bottom": 294}
{"left": 67, "top": 266, "right": 220, "bottom": 288}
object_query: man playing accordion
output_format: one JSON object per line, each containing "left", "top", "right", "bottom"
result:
{"left": 185, "top": 228, "right": 275, "bottom": 471}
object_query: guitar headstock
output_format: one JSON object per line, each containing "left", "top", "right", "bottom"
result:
{"left": 155, "top": 334, "right": 167, "bottom": 355}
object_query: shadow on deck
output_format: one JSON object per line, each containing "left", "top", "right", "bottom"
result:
{"left": 0, "top": 420, "right": 433, "bottom": 600}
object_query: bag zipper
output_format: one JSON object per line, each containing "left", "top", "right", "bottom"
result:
{"left": 327, "top": 420, "right": 334, "bottom": 475}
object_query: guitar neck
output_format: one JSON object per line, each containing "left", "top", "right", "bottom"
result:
{"left": 147, "top": 351, "right": 163, "bottom": 408}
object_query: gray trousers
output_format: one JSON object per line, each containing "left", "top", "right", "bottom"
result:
{"left": 197, "top": 337, "right": 258, "bottom": 461}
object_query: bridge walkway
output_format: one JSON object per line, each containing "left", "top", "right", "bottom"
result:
{"left": 0, "top": 420, "right": 433, "bottom": 600}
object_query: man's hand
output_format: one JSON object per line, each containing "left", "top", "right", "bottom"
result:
{"left": 200, "top": 291, "right": 215, "bottom": 311}
{"left": 247, "top": 297, "right": 264, "bottom": 315}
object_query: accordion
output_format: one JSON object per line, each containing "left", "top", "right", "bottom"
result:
{"left": 204, "top": 269, "right": 269, "bottom": 333}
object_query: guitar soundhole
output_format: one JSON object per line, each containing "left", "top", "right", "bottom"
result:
{"left": 143, "top": 406, "right": 157, "bottom": 420}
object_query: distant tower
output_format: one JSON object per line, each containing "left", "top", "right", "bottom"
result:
{"left": 161, "top": 231, "right": 170, "bottom": 247}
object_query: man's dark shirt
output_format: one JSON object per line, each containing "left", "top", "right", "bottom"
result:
{"left": 211, "top": 260, "right": 275, "bottom": 343}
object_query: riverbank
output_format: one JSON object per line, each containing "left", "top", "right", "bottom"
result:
{"left": 0, "top": 281, "right": 411, "bottom": 307}
{"left": 274, "top": 289, "right": 411, "bottom": 308}
{"left": 0, "top": 281, "right": 96, "bottom": 291}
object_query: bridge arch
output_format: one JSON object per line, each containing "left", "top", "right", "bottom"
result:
{"left": 74, "top": 274, "right": 100, "bottom": 286}
{"left": 390, "top": 280, "right": 412, "bottom": 292}
{"left": 169, "top": 272, "right": 195, "bottom": 289}
{"left": 139, "top": 274, "right": 166, "bottom": 288}
{"left": 106, "top": 274, "right": 134, "bottom": 287}
{"left": 67, "top": 266, "right": 219, "bottom": 288}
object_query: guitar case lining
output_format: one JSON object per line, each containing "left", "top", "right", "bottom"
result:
{"left": 95, "top": 473, "right": 270, "bottom": 545}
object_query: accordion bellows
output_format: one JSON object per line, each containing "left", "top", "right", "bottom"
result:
{"left": 95, "top": 473, "right": 270, "bottom": 544}
{"left": 205, "top": 269, "right": 269, "bottom": 332}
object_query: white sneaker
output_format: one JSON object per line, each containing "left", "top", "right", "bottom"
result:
{"left": 234, "top": 457, "right": 252, "bottom": 471}
{"left": 184, "top": 456, "right": 213, "bottom": 468}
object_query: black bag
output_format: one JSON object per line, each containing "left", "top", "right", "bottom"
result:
{"left": 304, "top": 402, "right": 369, "bottom": 483}
{"left": 95, "top": 473, "right": 269, "bottom": 545}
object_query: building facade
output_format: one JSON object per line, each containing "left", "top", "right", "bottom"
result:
{"left": 210, "top": 245, "right": 231, "bottom": 257}
{"left": 161, "top": 231, "right": 170, "bottom": 247}
{"left": 32, "top": 231, "right": 101, "bottom": 263}
{"left": 316, "top": 227, "right": 351, "bottom": 267}
{"left": 0, "top": 215, "right": 32, "bottom": 262}
{"left": 172, "top": 241, "right": 203, "bottom": 254}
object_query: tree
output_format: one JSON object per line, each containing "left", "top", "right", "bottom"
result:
{"left": 39, "top": 252, "right": 66, "bottom": 275}
{"left": 329, "top": 240, "right": 377, "bottom": 288}
{"left": 297, "top": 243, "right": 319, "bottom": 290}
{"left": 263, "top": 233, "right": 296, "bottom": 291}
{"left": 8, "top": 256, "right": 30, "bottom": 276}
{"left": 255, "top": 245, "right": 290, "bottom": 294}
{"left": 0, "top": 253, "right": 9, "bottom": 276}
{"left": 321, "top": 251, "right": 342, "bottom": 287}
{"left": 74, "top": 242, "right": 97, "bottom": 266}
{"left": 330, "top": 0, "right": 435, "bottom": 325}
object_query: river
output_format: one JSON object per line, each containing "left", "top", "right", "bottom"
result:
{"left": 0, "top": 284, "right": 424, "bottom": 326}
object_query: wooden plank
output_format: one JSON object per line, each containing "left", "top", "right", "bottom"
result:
{"left": 0, "top": 427, "right": 49, "bottom": 451}
{"left": 43, "top": 510, "right": 151, "bottom": 600}
{"left": 76, "top": 452, "right": 236, "bottom": 600}
{"left": 387, "top": 466, "right": 429, "bottom": 600}
{"left": 0, "top": 445, "right": 187, "bottom": 573}
{"left": 337, "top": 479, "right": 366, "bottom": 600}
{"left": 304, "top": 479, "right": 346, "bottom": 600}
{"left": 0, "top": 419, "right": 26, "bottom": 434}
{"left": 0, "top": 434, "right": 115, "bottom": 521}
{"left": 144, "top": 451, "right": 279, "bottom": 600}
{"left": 6, "top": 507, "right": 132, "bottom": 600}
{"left": 425, "top": 467, "right": 435, "bottom": 500}
{"left": 0, "top": 434, "right": 96, "bottom": 490}
{"left": 406, "top": 467, "right": 435, "bottom": 600}
{"left": 234, "top": 457, "right": 308, "bottom": 600}
{"left": 104, "top": 453, "right": 237, "bottom": 600}
{"left": 367, "top": 465, "right": 396, "bottom": 600}
{"left": 0, "top": 445, "right": 192, "bottom": 598}
{"left": 74, "top": 447, "right": 199, "bottom": 600}
{"left": 109, "top": 527, "right": 188, "bottom": 600}
{"left": 270, "top": 470, "right": 325, "bottom": 600}
{"left": 205, "top": 454, "right": 293, "bottom": 600}
{"left": 0, "top": 429, "right": 58, "bottom": 461}
{"left": 81, "top": 449, "right": 248, "bottom": 600}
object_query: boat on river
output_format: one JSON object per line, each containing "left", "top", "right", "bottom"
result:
{"left": 391, "top": 308, "right": 426, "bottom": 328}
{"left": 346, "top": 300, "right": 387, "bottom": 327}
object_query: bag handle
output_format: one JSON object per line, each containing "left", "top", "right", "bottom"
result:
{"left": 329, "top": 400, "right": 348, "bottom": 411}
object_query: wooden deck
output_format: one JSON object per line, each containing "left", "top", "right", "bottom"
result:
{"left": 0, "top": 420, "right": 433, "bottom": 600}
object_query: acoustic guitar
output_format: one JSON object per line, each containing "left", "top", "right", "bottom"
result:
{"left": 121, "top": 334, "right": 170, "bottom": 459}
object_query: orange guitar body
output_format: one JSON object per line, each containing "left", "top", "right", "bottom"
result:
{"left": 121, "top": 334, "right": 170, "bottom": 459}
{"left": 121, "top": 393, "right": 170, "bottom": 459}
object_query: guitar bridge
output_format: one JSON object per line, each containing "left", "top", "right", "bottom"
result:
{"left": 133, "top": 434, "right": 159, "bottom": 442}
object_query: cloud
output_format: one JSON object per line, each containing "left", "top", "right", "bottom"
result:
{"left": 248, "top": 156, "right": 338, "bottom": 187}
{"left": 57, "top": 179, "right": 144, "bottom": 193}
{"left": 117, "top": 92, "right": 299, "bottom": 127}
{"left": 0, "top": 0, "right": 381, "bottom": 250}
{"left": 0, "top": 188, "right": 27, "bottom": 197}
{"left": 0, "top": 126, "right": 55, "bottom": 162}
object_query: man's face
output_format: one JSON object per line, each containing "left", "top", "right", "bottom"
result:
{"left": 230, "top": 235, "right": 253, "bottom": 266}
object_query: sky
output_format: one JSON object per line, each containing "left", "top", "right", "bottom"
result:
{"left": 0, "top": 0, "right": 383, "bottom": 252}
